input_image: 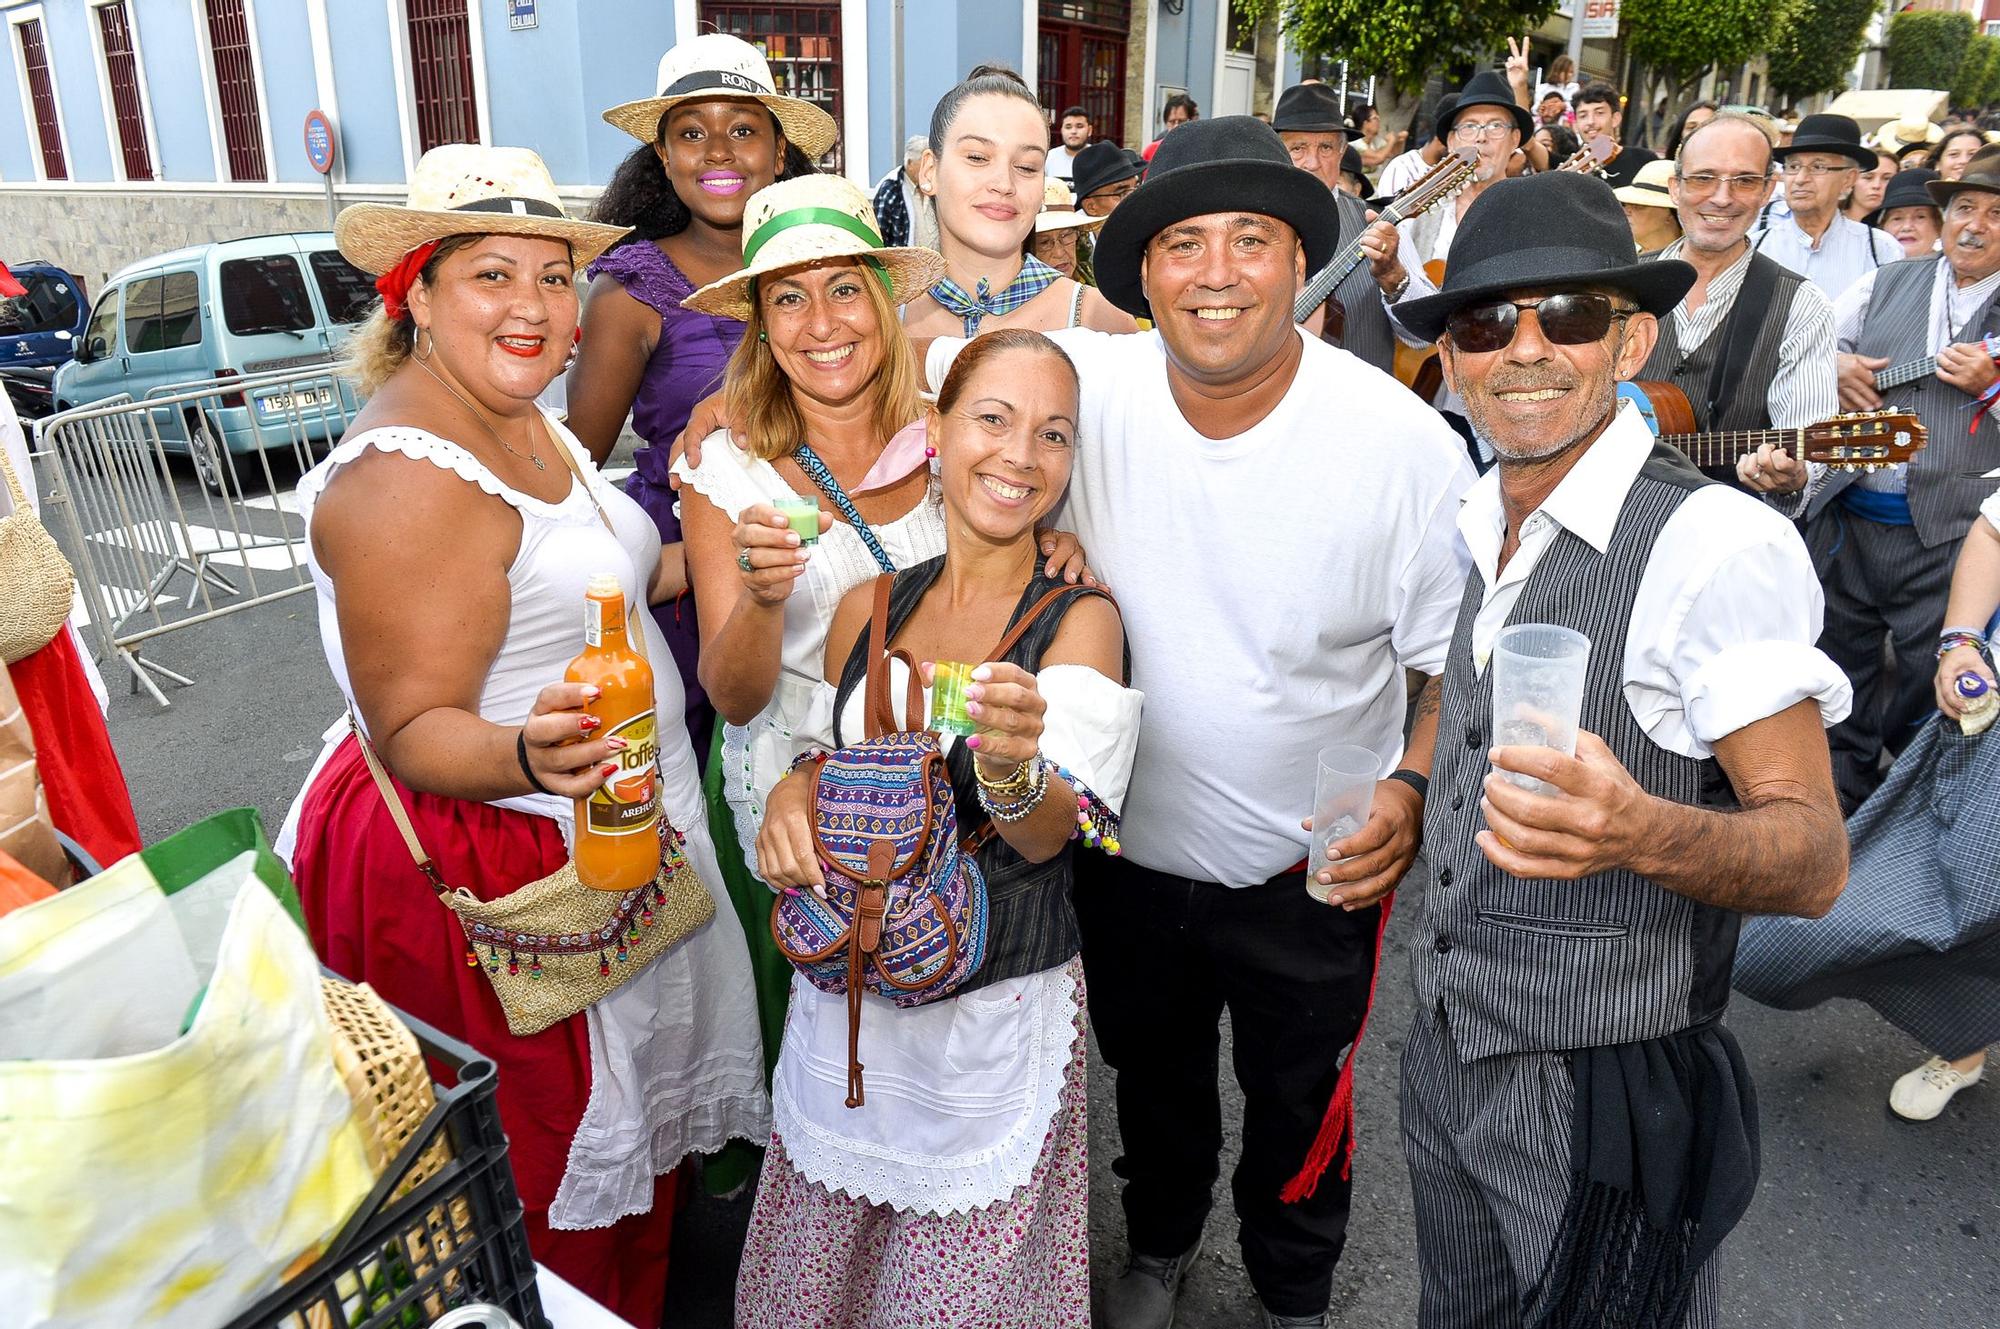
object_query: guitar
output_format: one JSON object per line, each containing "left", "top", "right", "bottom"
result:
{"left": 1872, "top": 354, "right": 1941, "bottom": 392}
{"left": 1294, "top": 147, "right": 1479, "bottom": 324}
{"left": 1557, "top": 135, "right": 1616, "bottom": 178}
{"left": 1619, "top": 380, "right": 1928, "bottom": 471}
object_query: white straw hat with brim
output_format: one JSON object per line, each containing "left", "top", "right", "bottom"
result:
{"left": 1034, "top": 175, "right": 1105, "bottom": 234}
{"left": 680, "top": 175, "right": 946, "bottom": 321}
{"left": 1870, "top": 116, "right": 1944, "bottom": 157}
{"left": 335, "top": 144, "right": 630, "bottom": 276}
{"left": 601, "top": 33, "right": 838, "bottom": 160}
{"left": 1613, "top": 158, "right": 1677, "bottom": 210}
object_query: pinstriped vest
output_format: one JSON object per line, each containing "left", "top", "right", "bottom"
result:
{"left": 1327, "top": 189, "right": 1396, "bottom": 374}
{"left": 1413, "top": 441, "right": 1742, "bottom": 1061}
{"left": 1809, "top": 254, "right": 2000, "bottom": 548}
{"left": 1638, "top": 252, "right": 1802, "bottom": 433}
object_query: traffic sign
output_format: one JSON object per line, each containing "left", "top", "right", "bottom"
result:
{"left": 303, "top": 109, "right": 336, "bottom": 175}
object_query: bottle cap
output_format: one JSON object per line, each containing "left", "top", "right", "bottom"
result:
{"left": 1957, "top": 671, "right": 1989, "bottom": 700}
{"left": 586, "top": 573, "right": 622, "bottom": 598}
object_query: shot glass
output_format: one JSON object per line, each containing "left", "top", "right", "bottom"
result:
{"left": 1490, "top": 624, "right": 1591, "bottom": 794}
{"left": 773, "top": 495, "right": 822, "bottom": 546}
{"left": 929, "top": 660, "right": 978, "bottom": 737}
{"left": 1309, "top": 743, "right": 1380, "bottom": 903}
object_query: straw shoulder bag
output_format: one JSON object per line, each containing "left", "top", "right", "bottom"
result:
{"left": 0, "top": 444, "right": 74, "bottom": 664}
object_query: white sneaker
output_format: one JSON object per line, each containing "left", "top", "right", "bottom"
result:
{"left": 1889, "top": 1056, "right": 1984, "bottom": 1121}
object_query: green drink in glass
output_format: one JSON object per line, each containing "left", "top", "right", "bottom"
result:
{"left": 929, "top": 661, "right": 978, "bottom": 736}
{"left": 774, "top": 495, "right": 821, "bottom": 546}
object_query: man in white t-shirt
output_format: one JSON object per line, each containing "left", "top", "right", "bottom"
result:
{"left": 1047, "top": 105, "right": 1091, "bottom": 180}
{"left": 929, "top": 116, "right": 1474, "bottom": 1329}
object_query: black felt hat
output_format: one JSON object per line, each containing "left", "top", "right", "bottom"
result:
{"left": 1774, "top": 113, "right": 1877, "bottom": 170}
{"left": 1340, "top": 144, "right": 1373, "bottom": 196}
{"left": 1093, "top": 115, "right": 1340, "bottom": 317}
{"left": 1273, "top": 83, "right": 1346, "bottom": 134}
{"left": 1867, "top": 167, "right": 1942, "bottom": 227}
{"left": 1395, "top": 172, "right": 1695, "bottom": 343}
{"left": 1071, "top": 141, "right": 1142, "bottom": 204}
{"left": 1435, "top": 72, "right": 1533, "bottom": 147}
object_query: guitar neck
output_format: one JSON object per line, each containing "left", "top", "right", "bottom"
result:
{"left": 1874, "top": 356, "right": 1937, "bottom": 391}
{"left": 1293, "top": 241, "right": 1370, "bottom": 322}
{"left": 1664, "top": 427, "right": 1806, "bottom": 469}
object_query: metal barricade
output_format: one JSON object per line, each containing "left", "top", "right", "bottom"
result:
{"left": 33, "top": 363, "right": 356, "bottom": 706}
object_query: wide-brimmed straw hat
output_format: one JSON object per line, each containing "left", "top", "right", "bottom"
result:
{"left": 335, "top": 144, "right": 629, "bottom": 277}
{"left": 681, "top": 174, "right": 945, "bottom": 321}
{"left": 1613, "top": 157, "right": 1677, "bottom": 209}
{"left": 1871, "top": 116, "right": 1944, "bottom": 158}
{"left": 601, "top": 33, "right": 837, "bottom": 159}
{"left": 1395, "top": 172, "right": 1695, "bottom": 343}
{"left": 1034, "top": 177, "right": 1104, "bottom": 234}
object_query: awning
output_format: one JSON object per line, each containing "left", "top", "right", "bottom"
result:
{"left": 1824, "top": 88, "right": 1950, "bottom": 133}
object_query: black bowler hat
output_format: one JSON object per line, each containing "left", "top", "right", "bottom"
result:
{"left": 1774, "top": 113, "right": 1877, "bottom": 170}
{"left": 1093, "top": 116, "right": 1340, "bottom": 316}
{"left": 1436, "top": 71, "right": 1533, "bottom": 147}
{"left": 1929, "top": 144, "right": 2000, "bottom": 207}
{"left": 1071, "top": 141, "right": 1142, "bottom": 204}
{"left": 1868, "top": 167, "right": 1941, "bottom": 227}
{"left": 1272, "top": 83, "right": 1346, "bottom": 134}
{"left": 1395, "top": 172, "right": 1696, "bottom": 343}
{"left": 1340, "top": 144, "right": 1373, "bottom": 195}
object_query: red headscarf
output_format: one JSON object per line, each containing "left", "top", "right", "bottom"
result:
{"left": 374, "top": 239, "right": 442, "bottom": 320}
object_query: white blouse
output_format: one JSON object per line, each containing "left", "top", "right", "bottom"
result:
{"left": 772, "top": 661, "right": 1142, "bottom": 1215}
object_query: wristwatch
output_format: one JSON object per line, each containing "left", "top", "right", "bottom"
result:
{"left": 1385, "top": 271, "right": 1412, "bottom": 301}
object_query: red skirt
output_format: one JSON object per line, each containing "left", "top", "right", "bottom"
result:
{"left": 11, "top": 627, "right": 142, "bottom": 869}
{"left": 290, "top": 735, "right": 677, "bottom": 1325}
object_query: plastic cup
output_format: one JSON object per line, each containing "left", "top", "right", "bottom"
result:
{"left": 773, "top": 495, "right": 821, "bottom": 545}
{"left": 929, "top": 661, "right": 978, "bottom": 736}
{"left": 1490, "top": 624, "right": 1591, "bottom": 794}
{"left": 1309, "top": 743, "right": 1380, "bottom": 902}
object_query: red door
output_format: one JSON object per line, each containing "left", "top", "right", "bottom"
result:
{"left": 1037, "top": 0, "right": 1128, "bottom": 147}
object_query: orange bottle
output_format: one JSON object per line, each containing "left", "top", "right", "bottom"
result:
{"left": 566, "top": 573, "right": 662, "bottom": 892}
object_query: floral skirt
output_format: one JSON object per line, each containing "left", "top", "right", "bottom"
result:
{"left": 734, "top": 1002, "right": 1091, "bottom": 1329}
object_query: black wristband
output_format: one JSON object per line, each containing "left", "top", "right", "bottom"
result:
{"left": 1386, "top": 768, "right": 1429, "bottom": 802}
{"left": 517, "top": 728, "right": 555, "bottom": 796}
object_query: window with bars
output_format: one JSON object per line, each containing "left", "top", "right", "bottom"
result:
{"left": 1038, "top": 0, "right": 1128, "bottom": 148}
{"left": 202, "top": 0, "right": 267, "bottom": 181}
{"left": 406, "top": 0, "right": 479, "bottom": 152}
{"left": 700, "top": 2, "right": 843, "bottom": 172}
{"left": 15, "top": 18, "right": 67, "bottom": 181}
{"left": 96, "top": 2, "right": 153, "bottom": 180}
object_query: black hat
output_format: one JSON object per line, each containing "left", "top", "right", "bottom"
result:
{"left": 1929, "top": 144, "right": 2000, "bottom": 208}
{"left": 1395, "top": 172, "right": 1695, "bottom": 343}
{"left": 1340, "top": 144, "right": 1373, "bottom": 195}
{"left": 1868, "top": 167, "right": 1942, "bottom": 227}
{"left": 1272, "top": 83, "right": 1346, "bottom": 135}
{"left": 1071, "top": 140, "right": 1142, "bottom": 204}
{"left": 1093, "top": 116, "right": 1339, "bottom": 317}
{"left": 1436, "top": 72, "right": 1533, "bottom": 147}
{"left": 1774, "top": 113, "right": 1876, "bottom": 170}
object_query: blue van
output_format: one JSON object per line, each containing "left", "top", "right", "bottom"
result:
{"left": 53, "top": 232, "right": 372, "bottom": 487}
{"left": 2, "top": 260, "right": 90, "bottom": 417}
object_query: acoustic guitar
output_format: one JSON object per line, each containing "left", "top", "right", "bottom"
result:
{"left": 1295, "top": 147, "right": 1479, "bottom": 332}
{"left": 1618, "top": 380, "right": 1929, "bottom": 471}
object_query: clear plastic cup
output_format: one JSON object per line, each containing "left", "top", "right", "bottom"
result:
{"left": 929, "top": 661, "right": 978, "bottom": 736}
{"left": 1309, "top": 743, "right": 1380, "bottom": 902}
{"left": 773, "top": 495, "right": 822, "bottom": 545}
{"left": 1491, "top": 624, "right": 1591, "bottom": 794}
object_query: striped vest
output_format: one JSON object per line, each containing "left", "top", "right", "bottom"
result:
{"left": 1639, "top": 252, "right": 1802, "bottom": 433}
{"left": 1809, "top": 254, "right": 2000, "bottom": 548}
{"left": 1412, "top": 441, "right": 1742, "bottom": 1061}
{"left": 1325, "top": 189, "right": 1396, "bottom": 375}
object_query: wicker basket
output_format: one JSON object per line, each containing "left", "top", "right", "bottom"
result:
{"left": 322, "top": 978, "right": 453, "bottom": 1197}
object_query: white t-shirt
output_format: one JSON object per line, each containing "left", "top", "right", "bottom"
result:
{"left": 928, "top": 328, "right": 1475, "bottom": 885}
{"left": 1376, "top": 147, "right": 1432, "bottom": 197}
{"left": 1047, "top": 143, "right": 1083, "bottom": 179}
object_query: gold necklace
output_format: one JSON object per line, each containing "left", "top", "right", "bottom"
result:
{"left": 414, "top": 355, "right": 546, "bottom": 471}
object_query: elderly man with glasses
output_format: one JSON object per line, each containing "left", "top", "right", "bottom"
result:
{"left": 1751, "top": 112, "right": 1901, "bottom": 299}
{"left": 1635, "top": 113, "right": 1839, "bottom": 492}
{"left": 1393, "top": 168, "right": 1850, "bottom": 1329}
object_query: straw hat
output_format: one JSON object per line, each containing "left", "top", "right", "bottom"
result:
{"left": 680, "top": 175, "right": 946, "bottom": 321}
{"left": 335, "top": 144, "right": 629, "bottom": 277}
{"left": 1033, "top": 177, "right": 1104, "bottom": 235}
{"left": 1870, "top": 116, "right": 1944, "bottom": 158}
{"left": 1612, "top": 157, "right": 1677, "bottom": 210}
{"left": 601, "top": 33, "right": 837, "bottom": 159}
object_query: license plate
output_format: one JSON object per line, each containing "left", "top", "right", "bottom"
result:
{"left": 256, "top": 386, "right": 331, "bottom": 415}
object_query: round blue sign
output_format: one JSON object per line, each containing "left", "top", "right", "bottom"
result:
{"left": 303, "top": 109, "right": 336, "bottom": 175}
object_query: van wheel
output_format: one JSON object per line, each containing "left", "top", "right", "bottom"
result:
{"left": 186, "top": 412, "right": 226, "bottom": 495}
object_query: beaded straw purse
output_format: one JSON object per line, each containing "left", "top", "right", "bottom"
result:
{"left": 0, "top": 443, "right": 75, "bottom": 664}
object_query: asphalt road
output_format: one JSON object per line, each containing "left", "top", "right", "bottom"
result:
{"left": 80, "top": 458, "right": 1996, "bottom": 1329}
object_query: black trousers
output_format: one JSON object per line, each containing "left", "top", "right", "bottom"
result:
{"left": 1075, "top": 854, "right": 1381, "bottom": 1316}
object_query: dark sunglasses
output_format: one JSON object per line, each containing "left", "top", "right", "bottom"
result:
{"left": 1444, "top": 292, "right": 1635, "bottom": 353}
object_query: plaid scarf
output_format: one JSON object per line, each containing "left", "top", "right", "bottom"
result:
{"left": 929, "top": 255, "right": 1063, "bottom": 336}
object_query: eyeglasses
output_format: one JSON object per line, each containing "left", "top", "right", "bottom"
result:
{"left": 1444, "top": 292, "right": 1635, "bottom": 353}
{"left": 1786, "top": 162, "right": 1857, "bottom": 178}
{"left": 1450, "top": 120, "right": 1517, "bottom": 142}
{"left": 1676, "top": 171, "right": 1771, "bottom": 196}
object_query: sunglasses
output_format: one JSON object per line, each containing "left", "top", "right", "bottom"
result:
{"left": 1443, "top": 292, "right": 1635, "bottom": 353}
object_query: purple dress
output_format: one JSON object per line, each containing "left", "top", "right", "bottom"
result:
{"left": 586, "top": 240, "right": 745, "bottom": 761}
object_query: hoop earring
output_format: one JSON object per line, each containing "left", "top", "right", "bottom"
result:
{"left": 412, "top": 326, "right": 434, "bottom": 362}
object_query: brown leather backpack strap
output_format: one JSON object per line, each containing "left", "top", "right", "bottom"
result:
{"left": 890, "top": 647, "right": 924, "bottom": 732}
{"left": 864, "top": 573, "right": 897, "bottom": 739}
{"left": 988, "top": 584, "right": 1120, "bottom": 662}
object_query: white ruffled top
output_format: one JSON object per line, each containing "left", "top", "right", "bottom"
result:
{"left": 773, "top": 659, "right": 1142, "bottom": 1216}
{"left": 670, "top": 432, "right": 947, "bottom": 877}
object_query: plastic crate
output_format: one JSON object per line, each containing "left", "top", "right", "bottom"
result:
{"left": 220, "top": 1002, "right": 551, "bottom": 1329}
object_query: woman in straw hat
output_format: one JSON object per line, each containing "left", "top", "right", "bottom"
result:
{"left": 903, "top": 69, "right": 1136, "bottom": 338}
{"left": 278, "top": 144, "right": 769, "bottom": 1324}
{"left": 567, "top": 33, "right": 834, "bottom": 774}
{"left": 1028, "top": 175, "right": 1104, "bottom": 282}
{"left": 738, "top": 327, "right": 1134, "bottom": 1329}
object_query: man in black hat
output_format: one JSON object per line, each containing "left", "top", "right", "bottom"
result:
{"left": 926, "top": 115, "right": 1475, "bottom": 1329}
{"left": 1804, "top": 144, "right": 2000, "bottom": 810}
{"left": 1392, "top": 169, "right": 1850, "bottom": 1328}
{"left": 1751, "top": 112, "right": 1900, "bottom": 299}
{"left": 1069, "top": 141, "right": 1143, "bottom": 287}
{"left": 1273, "top": 81, "right": 1412, "bottom": 374}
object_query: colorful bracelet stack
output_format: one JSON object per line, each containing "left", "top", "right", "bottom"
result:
{"left": 976, "top": 754, "right": 1049, "bottom": 822}
{"left": 1938, "top": 627, "right": 1989, "bottom": 661}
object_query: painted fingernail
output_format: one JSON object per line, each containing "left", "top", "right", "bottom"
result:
{"left": 970, "top": 665, "right": 993, "bottom": 682}
{"left": 607, "top": 737, "right": 629, "bottom": 750}
{"left": 579, "top": 715, "right": 602, "bottom": 732}
{"left": 966, "top": 734, "right": 982, "bottom": 749}
{"left": 785, "top": 533, "right": 800, "bottom": 546}
{"left": 966, "top": 700, "right": 983, "bottom": 717}
{"left": 966, "top": 684, "right": 985, "bottom": 701}
{"left": 600, "top": 763, "right": 618, "bottom": 777}
{"left": 584, "top": 686, "right": 601, "bottom": 699}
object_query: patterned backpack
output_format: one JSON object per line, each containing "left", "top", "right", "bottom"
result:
{"left": 772, "top": 574, "right": 1078, "bottom": 1107}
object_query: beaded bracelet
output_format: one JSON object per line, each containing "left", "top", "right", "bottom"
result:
{"left": 1938, "top": 632, "right": 1988, "bottom": 661}
{"left": 787, "top": 748, "right": 830, "bottom": 777}
{"left": 978, "top": 755, "right": 1050, "bottom": 823}
{"left": 974, "top": 753, "right": 1039, "bottom": 800}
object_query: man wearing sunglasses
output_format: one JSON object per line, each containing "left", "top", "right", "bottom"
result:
{"left": 1638, "top": 113, "right": 1839, "bottom": 492}
{"left": 1751, "top": 113, "right": 1901, "bottom": 300}
{"left": 1393, "top": 170, "right": 1851, "bottom": 1329}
